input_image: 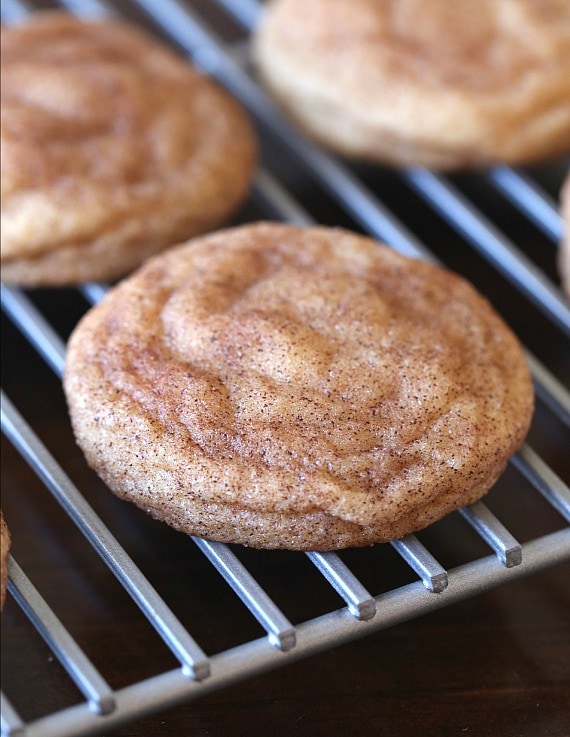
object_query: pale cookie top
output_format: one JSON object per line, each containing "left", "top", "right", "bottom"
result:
{"left": 1, "top": 12, "right": 256, "bottom": 286}
{"left": 254, "top": 0, "right": 570, "bottom": 168}
{"left": 64, "top": 223, "right": 534, "bottom": 550}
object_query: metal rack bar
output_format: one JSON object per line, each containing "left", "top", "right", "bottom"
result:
{"left": 7, "top": 558, "right": 116, "bottom": 716}
{"left": 489, "top": 166, "right": 564, "bottom": 241}
{"left": 1, "top": 393, "right": 211, "bottom": 681}
{"left": 390, "top": 536, "right": 448, "bottom": 593}
{"left": 0, "top": 694, "right": 25, "bottom": 737}
{"left": 216, "top": 0, "right": 260, "bottom": 29}
{"left": 525, "top": 352, "right": 570, "bottom": 426}
{"left": 0, "top": 285, "right": 67, "bottom": 377}
{"left": 1, "top": 0, "right": 31, "bottom": 22}
{"left": 251, "top": 169, "right": 315, "bottom": 226}
{"left": 305, "top": 552, "right": 377, "bottom": 620}
{"left": 404, "top": 169, "right": 570, "bottom": 334}
{"left": 6, "top": 528, "right": 570, "bottom": 737}
{"left": 511, "top": 445, "right": 570, "bottom": 522}
{"left": 80, "top": 282, "right": 109, "bottom": 306}
{"left": 58, "top": 0, "right": 114, "bottom": 17}
{"left": 459, "top": 503, "right": 522, "bottom": 568}
{"left": 191, "top": 538, "right": 296, "bottom": 651}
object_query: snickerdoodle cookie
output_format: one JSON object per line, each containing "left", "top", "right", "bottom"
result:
{"left": 1, "top": 513, "right": 11, "bottom": 610}
{"left": 1, "top": 12, "right": 256, "bottom": 287}
{"left": 254, "top": 0, "right": 570, "bottom": 169}
{"left": 64, "top": 222, "right": 534, "bottom": 551}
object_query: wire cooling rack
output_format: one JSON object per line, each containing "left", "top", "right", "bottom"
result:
{"left": 1, "top": 1, "right": 569, "bottom": 736}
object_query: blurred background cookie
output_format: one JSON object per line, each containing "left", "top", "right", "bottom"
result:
{"left": 254, "top": 0, "right": 570, "bottom": 169}
{"left": 64, "top": 222, "right": 534, "bottom": 551}
{"left": 1, "top": 12, "right": 257, "bottom": 287}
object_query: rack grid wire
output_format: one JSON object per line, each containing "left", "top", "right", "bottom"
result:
{"left": 1, "top": 1, "right": 569, "bottom": 736}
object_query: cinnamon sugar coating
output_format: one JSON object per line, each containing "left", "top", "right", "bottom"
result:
{"left": 1, "top": 513, "right": 10, "bottom": 611}
{"left": 1, "top": 12, "right": 256, "bottom": 286}
{"left": 254, "top": 0, "right": 570, "bottom": 169}
{"left": 64, "top": 223, "right": 534, "bottom": 550}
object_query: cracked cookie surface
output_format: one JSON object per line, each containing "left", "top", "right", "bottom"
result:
{"left": 1, "top": 12, "right": 256, "bottom": 286}
{"left": 64, "top": 223, "right": 534, "bottom": 550}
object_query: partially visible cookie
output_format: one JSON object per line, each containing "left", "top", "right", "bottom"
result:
{"left": 1, "top": 12, "right": 257, "bottom": 287}
{"left": 64, "top": 222, "right": 534, "bottom": 551}
{"left": 1, "top": 513, "right": 11, "bottom": 610}
{"left": 254, "top": 0, "right": 570, "bottom": 169}
{"left": 559, "top": 172, "right": 570, "bottom": 296}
